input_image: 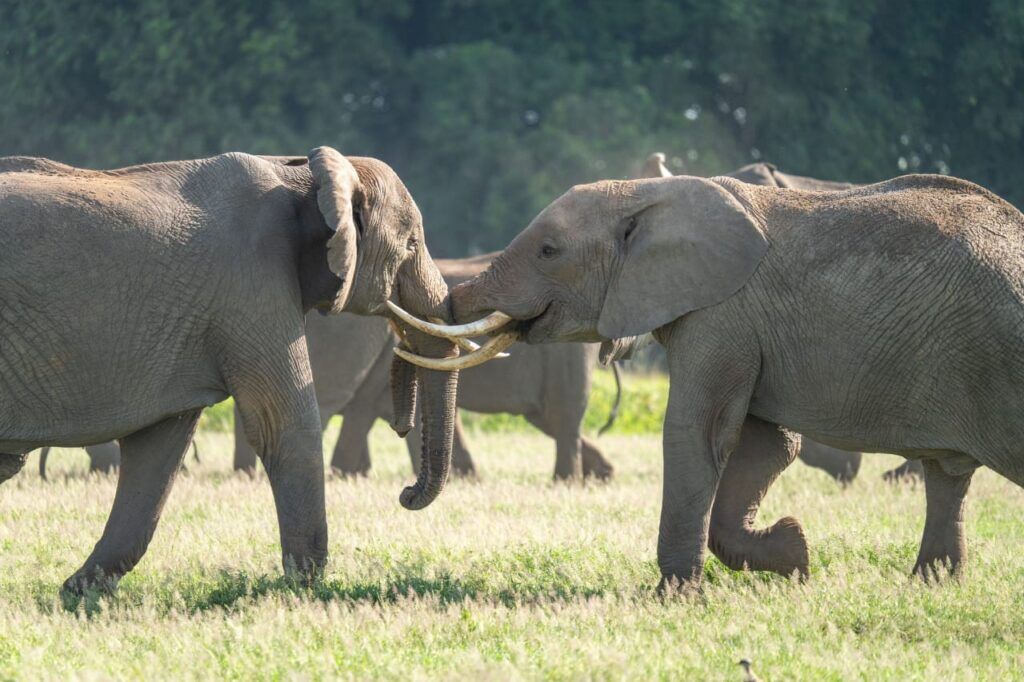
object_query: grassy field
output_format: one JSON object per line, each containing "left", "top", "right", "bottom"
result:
{"left": 2, "top": 411, "right": 1023, "bottom": 679}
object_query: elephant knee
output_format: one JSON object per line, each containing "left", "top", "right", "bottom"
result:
{"left": 0, "top": 453, "right": 28, "bottom": 484}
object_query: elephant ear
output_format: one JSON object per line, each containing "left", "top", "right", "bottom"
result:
{"left": 309, "top": 146, "right": 361, "bottom": 310}
{"left": 597, "top": 178, "right": 768, "bottom": 339}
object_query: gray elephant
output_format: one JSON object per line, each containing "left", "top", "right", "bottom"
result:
{"left": 394, "top": 171, "right": 1024, "bottom": 588}
{"left": 232, "top": 254, "right": 619, "bottom": 481}
{"left": 645, "top": 152, "right": 866, "bottom": 484}
{"left": 0, "top": 148, "right": 458, "bottom": 594}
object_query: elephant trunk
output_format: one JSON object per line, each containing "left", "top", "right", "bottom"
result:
{"left": 399, "top": 364, "right": 458, "bottom": 510}
{"left": 389, "top": 354, "right": 417, "bottom": 437}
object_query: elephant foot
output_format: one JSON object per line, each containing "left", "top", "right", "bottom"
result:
{"left": 708, "top": 515, "right": 809, "bottom": 580}
{"left": 765, "top": 516, "right": 810, "bottom": 580}
{"left": 452, "top": 464, "right": 478, "bottom": 479}
{"left": 582, "top": 457, "right": 614, "bottom": 481}
{"left": 656, "top": 570, "right": 704, "bottom": 597}
{"left": 61, "top": 567, "right": 120, "bottom": 598}
{"left": 884, "top": 459, "right": 924, "bottom": 483}
{"left": 0, "top": 452, "right": 28, "bottom": 484}
{"left": 912, "top": 554, "right": 963, "bottom": 582}
{"left": 330, "top": 465, "right": 370, "bottom": 479}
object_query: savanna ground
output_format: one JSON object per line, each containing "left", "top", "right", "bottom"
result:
{"left": 1, "top": 371, "right": 1023, "bottom": 680}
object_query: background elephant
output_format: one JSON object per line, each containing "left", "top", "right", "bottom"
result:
{"left": 37, "top": 441, "right": 200, "bottom": 479}
{"left": 233, "top": 254, "right": 620, "bottom": 481}
{"left": 0, "top": 148, "right": 457, "bottom": 594}
{"left": 414, "top": 170, "right": 1024, "bottom": 588}
{"left": 643, "top": 153, "right": 922, "bottom": 484}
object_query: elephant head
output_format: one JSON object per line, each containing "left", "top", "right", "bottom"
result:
{"left": 385, "top": 175, "right": 767, "bottom": 360}
{"left": 290, "top": 148, "right": 458, "bottom": 510}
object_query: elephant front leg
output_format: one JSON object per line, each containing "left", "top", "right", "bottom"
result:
{"left": 708, "top": 418, "right": 808, "bottom": 579}
{"left": 914, "top": 458, "right": 974, "bottom": 580}
{"left": 63, "top": 409, "right": 201, "bottom": 595}
{"left": 261, "top": 425, "right": 329, "bottom": 578}
{"left": 658, "top": 333, "right": 758, "bottom": 591}
{"left": 331, "top": 408, "right": 375, "bottom": 476}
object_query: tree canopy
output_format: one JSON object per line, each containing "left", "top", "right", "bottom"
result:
{"left": 2, "top": 0, "right": 1021, "bottom": 255}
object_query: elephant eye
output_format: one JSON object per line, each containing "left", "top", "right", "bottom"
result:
{"left": 539, "top": 243, "right": 559, "bottom": 260}
{"left": 353, "top": 209, "right": 365, "bottom": 236}
{"left": 406, "top": 236, "right": 419, "bottom": 251}
{"left": 624, "top": 215, "right": 639, "bottom": 242}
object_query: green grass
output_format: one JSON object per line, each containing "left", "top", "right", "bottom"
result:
{"left": 2, "top": 422, "right": 1023, "bottom": 679}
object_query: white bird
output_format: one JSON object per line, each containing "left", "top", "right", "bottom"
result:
{"left": 738, "top": 658, "right": 761, "bottom": 682}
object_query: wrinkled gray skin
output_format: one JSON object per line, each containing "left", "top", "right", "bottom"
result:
{"left": 233, "top": 254, "right": 617, "bottom": 481}
{"left": 451, "top": 171, "right": 1024, "bottom": 588}
{"left": 0, "top": 149, "right": 457, "bottom": 595}
{"left": 645, "top": 153, "right": 863, "bottom": 484}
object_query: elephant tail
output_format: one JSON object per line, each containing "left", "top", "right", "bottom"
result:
{"left": 38, "top": 447, "right": 51, "bottom": 480}
{"left": 191, "top": 440, "right": 200, "bottom": 463}
{"left": 598, "top": 362, "right": 622, "bottom": 436}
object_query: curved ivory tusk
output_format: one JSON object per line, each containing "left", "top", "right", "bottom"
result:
{"left": 428, "top": 317, "right": 509, "bottom": 358}
{"left": 386, "top": 300, "right": 512, "bottom": 338}
{"left": 393, "top": 332, "right": 517, "bottom": 371}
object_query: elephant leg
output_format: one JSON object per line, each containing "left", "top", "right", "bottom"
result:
{"left": 913, "top": 458, "right": 974, "bottom": 579}
{"left": 708, "top": 417, "right": 808, "bottom": 579}
{"left": 524, "top": 413, "right": 582, "bottom": 481}
{"left": 580, "top": 436, "right": 614, "bottom": 480}
{"left": 331, "top": 410, "right": 374, "bottom": 476}
{"left": 232, "top": 402, "right": 259, "bottom": 474}
{"left": 884, "top": 458, "right": 924, "bottom": 483}
{"left": 0, "top": 452, "right": 28, "bottom": 484}
{"left": 63, "top": 410, "right": 201, "bottom": 594}
{"left": 797, "top": 438, "right": 861, "bottom": 485}
{"left": 86, "top": 441, "right": 121, "bottom": 474}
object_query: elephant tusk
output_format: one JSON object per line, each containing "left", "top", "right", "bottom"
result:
{"left": 428, "top": 317, "right": 510, "bottom": 358}
{"left": 386, "top": 300, "right": 512, "bottom": 338}
{"left": 393, "top": 332, "right": 518, "bottom": 371}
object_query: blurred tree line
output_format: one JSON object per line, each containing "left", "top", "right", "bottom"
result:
{"left": 2, "top": 0, "right": 1021, "bottom": 255}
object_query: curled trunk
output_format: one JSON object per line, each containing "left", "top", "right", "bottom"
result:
{"left": 399, "top": 366, "right": 458, "bottom": 510}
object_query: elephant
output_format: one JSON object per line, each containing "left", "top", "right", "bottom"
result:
{"left": 644, "top": 152, "right": 930, "bottom": 485}
{"left": 394, "top": 170, "right": 1024, "bottom": 589}
{"left": 645, "top": 152, "right": 865, "bottom": 484}
{"left": 232, "top": 253, "right": 619, "bottom": 481}
{"left": 0, "top": 148, "right": 458, "bottom": 594}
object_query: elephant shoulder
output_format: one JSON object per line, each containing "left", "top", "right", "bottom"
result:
{"left": 0, "top": 156, "right": 101, "bottom": 178}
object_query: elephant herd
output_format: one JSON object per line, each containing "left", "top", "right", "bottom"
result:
{"left": 2, "top": 144, "right": 1020, "bottom": 595}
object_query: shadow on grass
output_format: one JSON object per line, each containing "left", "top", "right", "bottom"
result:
{"left": 176, "top": 568, "right": 629, "bottom": 612}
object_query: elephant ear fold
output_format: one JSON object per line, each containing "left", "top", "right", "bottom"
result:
{"left": 597, "top": 178, "right": 768, "bottom": 339}
{"left": 309, "top": 146, "right": 361, "bottom": 309}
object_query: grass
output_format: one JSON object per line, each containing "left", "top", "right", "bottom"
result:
{"left": 1, "top": 419, "right": 1023, "bottom": 679}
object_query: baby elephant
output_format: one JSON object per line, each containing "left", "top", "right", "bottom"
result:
{"left": 395, "top": 171, "right": 1024, "bottom": 589}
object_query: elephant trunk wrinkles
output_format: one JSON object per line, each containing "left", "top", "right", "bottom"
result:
{"left": 399, "top": 365, "right": 458, "bottom": 510}
{"left": 389, "top": 355, "right": 417, "bottom": 437}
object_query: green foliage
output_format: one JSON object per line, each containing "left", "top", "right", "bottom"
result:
{"left": 1, "top": 1, "right": 1020, "bottom": 257}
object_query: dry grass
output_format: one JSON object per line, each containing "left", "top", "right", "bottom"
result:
{"left": 1, "top": 421, "right": 1023, "bottom": 680}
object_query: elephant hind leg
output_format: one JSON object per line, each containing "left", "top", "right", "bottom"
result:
{"left": 0, "top": 453, "right": 28, "bottom": 484}
{"left": 913, "top": 458, "right": 974, "bottom": 580}
{"left": 63, "top": 410, "right": 201, "bottom": 595}
{"left": 580, "top": 436, "right": 614, "bottom": 480}
{"left": 708, "top": 417, "right": 808, "bottom": 579}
